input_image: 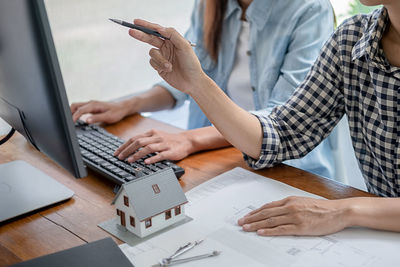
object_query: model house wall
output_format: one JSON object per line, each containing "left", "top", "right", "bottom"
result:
{"left": 112, "top": 168, "right": 188, "bottom": 238}
{"left": 136, "top": 205, "right": 185, "bottom": 237}
{"left": 114, "top": 187, "right": 186, "bottom": 237}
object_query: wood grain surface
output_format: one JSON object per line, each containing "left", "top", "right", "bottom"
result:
{"left": 0, "top": 115, "right": 373, "bottom": 266}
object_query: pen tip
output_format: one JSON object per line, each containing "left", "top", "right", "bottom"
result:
{"left": 109, "top": 18, "right": 121, "bottom": 24}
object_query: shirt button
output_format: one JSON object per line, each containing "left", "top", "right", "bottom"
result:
{"left": 246, "top": 50, "right": 252, "bottom": 56}
{"left": 251, "top": 86, "right": 256, "bottom": 92}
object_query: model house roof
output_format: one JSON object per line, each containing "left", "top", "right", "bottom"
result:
{"left": 112, "top": 168, "right": 187, "bottom": 221}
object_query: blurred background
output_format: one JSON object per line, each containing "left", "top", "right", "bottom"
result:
{"left": 45, "top": 0, "right": 195, "bottom": 103}
{"left": 44, "top": 0, "right": 378, "bottom": 105}
{"left": 0, "top": 0, "right": 380, "bottom": 189}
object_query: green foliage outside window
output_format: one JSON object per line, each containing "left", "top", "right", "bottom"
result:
{"left": 335, "top": 0, "right": 381, "bottom": 27}
{"left": 347, "top": 0, "right": 381, "bottom": 16}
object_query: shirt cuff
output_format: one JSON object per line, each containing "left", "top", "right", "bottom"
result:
{"left": 155, "top": 81, "right": 187, "bottom": 108}
{"left": 243, "top": 114, "right": 280, "bottom": 170}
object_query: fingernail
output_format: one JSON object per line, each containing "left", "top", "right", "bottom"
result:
{"left": 238, "top": 218, "right": 244, "bottom": 225}
{"left": 144, "top": 159, "right": 150, "bottom": 164}
{"left": 243, "top": 224, "right": 250, "bottom": 230}
{"left": 164, "top": 63, "right": 171, "bottom": 68}
{"left": 87, "top": 118, "right": 92, "bottom": 123}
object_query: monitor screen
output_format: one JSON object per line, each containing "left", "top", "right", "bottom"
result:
{"left": 0, "top": 0, "right": 86, "bottom": 178}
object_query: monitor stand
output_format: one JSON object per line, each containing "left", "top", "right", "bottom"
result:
{"left": 0, "top": 160, "right": 74, "bottom": 223}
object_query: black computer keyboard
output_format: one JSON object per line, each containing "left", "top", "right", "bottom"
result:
{"left": 75, "top": 120, "right": 185, "bottom": 186}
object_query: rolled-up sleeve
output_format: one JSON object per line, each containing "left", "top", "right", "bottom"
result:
{"left": 243, "top": 114, "right": 280, "bottom": 169}
{"left": 155, "top": 80, "right": 188, "bottom": 108}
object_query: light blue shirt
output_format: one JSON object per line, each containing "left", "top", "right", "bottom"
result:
{"left": 156, "top": 0, "right": 336, "bottom": 178}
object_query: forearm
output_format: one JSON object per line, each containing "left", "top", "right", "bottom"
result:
{"left": 183, "top": 126, "right": 231, "bottom": 154}
{"left": 344, "top": 197, "right": 400, "bottom": 232}
{"left": 121, "top": 85, "right": 176, "bottom": 116}
{"left": 188, "top": 75, "right": 263, "bottom": 158}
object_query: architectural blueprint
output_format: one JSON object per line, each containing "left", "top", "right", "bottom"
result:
{"left": 120, "top": 167, "right": 400, "bottom": 267}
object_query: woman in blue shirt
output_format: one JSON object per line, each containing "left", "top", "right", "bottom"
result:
{"left": 72, "top": 0, "right": 336, "bottom": 178}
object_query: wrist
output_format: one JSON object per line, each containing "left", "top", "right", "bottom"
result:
{"left": 121, "top": 96, "right": 140, "bottom": 116}
{"left": 186, "top": 72, "right": 214, "bottom": 98}
{"left": 180, "top": 130, "right": 199, "bottom": 155}
{"left": 339, "top": 198, "right": 365, "bottom": 228}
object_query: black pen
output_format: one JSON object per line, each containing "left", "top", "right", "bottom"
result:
{"left": 109, "top": 18, "right": 196, "bottom": 47}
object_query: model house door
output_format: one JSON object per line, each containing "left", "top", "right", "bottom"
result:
{"left": 120, "top": 211, "right": 126, "bottom": 227}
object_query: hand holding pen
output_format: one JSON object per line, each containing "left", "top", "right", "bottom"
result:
{"left": 109, "top": 18, "right": 196, "bottom": 47}
{"left": 124, "top": 19, "right": 207, "bottom": 96}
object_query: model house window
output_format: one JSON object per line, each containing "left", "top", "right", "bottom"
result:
{"left": 130, "top": 216, "right": 135, "bottom": 227}
{"left": 165, "top": 210, "right": 172, "bottom": 220}
{"left": 152, "top": 184, "right": 161, "bottom": 194}
{"left": 145, "top": 218, "right": 152, "bottom": 228}
{"left": 116, "top": 209, "right": 120, "bottom": 216}
{"left": 123, "top": 196, "right": 129, "bottom": 207}
{"left": 175, "top": 206, "right": 181, "bottom": 216}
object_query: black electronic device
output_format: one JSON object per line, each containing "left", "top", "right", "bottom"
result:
{"left": 0, "top": 0, "right": 185, "bottom": 184}
{"left": 9, "top": 237, "right": 134, "bottom": 267}
{"left": 75, "top": 121, "right": 185, "bottom": 186}
{"left": 0, "top": 0, "right": 86, "bottom": 178}
{"left": 0, "top": 0, "right": 86, "bottom": 221}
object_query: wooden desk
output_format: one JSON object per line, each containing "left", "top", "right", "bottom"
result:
{"left": 0, "top": 115, "right": 372, "bottom": 266}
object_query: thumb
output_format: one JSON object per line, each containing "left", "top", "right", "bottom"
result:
{"left": 159, "top": 27, "right": 191, "bottom": 51}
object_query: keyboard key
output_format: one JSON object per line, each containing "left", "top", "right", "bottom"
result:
{"left": 144, "top": 164, "right": 156, "bottom": 171}
{"left": 107, "top": 166, "right": 121, "bottom": 173}
{"left": 155, "top": 162, "right": 168, "bottom": 169}
{"left": 124, "top": 177, "right": 135, "bottom": 182}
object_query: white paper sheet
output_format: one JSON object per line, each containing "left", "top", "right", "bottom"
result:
{"left": 120, "top": 167, "right": 400, "bottom": 267}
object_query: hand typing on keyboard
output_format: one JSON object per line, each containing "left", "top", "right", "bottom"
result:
{"left": 114, "top": 129, "right": 193, "bottom": 165}
{"left": 75, "top": 121, "right": 185, "bottom": 185}
{"left": 71, "top": 100, "right": 131, "bottom": 124}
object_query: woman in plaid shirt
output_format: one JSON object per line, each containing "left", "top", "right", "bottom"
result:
{"left": 129, "top": 0, "right": 400, "bottom": 235}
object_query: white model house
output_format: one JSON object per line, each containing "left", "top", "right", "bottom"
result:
{"left": 112, "top": 168, "right": 187, "bottom": 238}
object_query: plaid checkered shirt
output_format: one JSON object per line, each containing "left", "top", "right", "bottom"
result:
{"left": 244, "top": 7, "right": 400, "bottom": 197}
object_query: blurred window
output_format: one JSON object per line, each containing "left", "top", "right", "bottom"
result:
{"left": 45, "top": 0, "right": 194, "bottom": 103}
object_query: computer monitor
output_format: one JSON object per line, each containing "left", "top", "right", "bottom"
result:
{"left": 0, "top": 0, "right": 87, "bottom": 221}
{"left": 0, "top": 0, "right": 86, "bottom": 177}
